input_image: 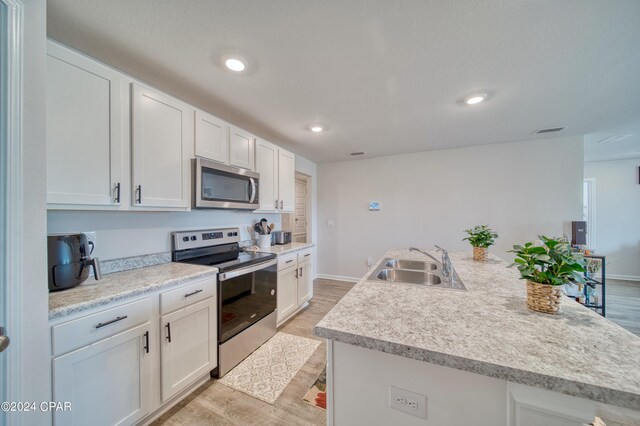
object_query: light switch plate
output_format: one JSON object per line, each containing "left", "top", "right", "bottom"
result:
{"left": 389, "top": 385, "right": 427, "bottom": 419}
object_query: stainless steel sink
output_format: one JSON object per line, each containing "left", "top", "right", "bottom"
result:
{"left": 376, "top": 269, "right": 442, "bottom": 285}
{"left": 372, "top": 257, "right": 466, "bottom": 290}
{"left": 384, "top": 259, "right": 437, "bottom": 271}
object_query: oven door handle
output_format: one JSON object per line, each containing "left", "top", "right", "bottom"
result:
{"left": 218, "top": 259, "right": 277, "bottom": 281}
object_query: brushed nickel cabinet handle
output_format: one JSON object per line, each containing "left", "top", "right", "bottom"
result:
{"left": 114, "top": 182, "right": 121, "bottom": 203}
{"left": 143, "top": 331, "right": 149, "bottom": 353}
{"left": 136, "top": 185, "right": 142, "bottom": 204}
{"left": 184, "top": 289, "right": 203, "bottom": 298}
{"left": 95, "top": 315, "right": 128, "bottom": 329}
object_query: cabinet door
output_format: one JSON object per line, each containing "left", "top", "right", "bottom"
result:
{"left": 194, "top": 108, "right": 228, "bottom": 164}
{"left": 229, "top": 126, "right": 255, "bottom": 170}
{"left": 52, "top": 323, "right": 152, "bottom": 426}
{"left": 160, "top": 297, "right": 217, "bottom": 402}
{"left": 278, "top": 149, "right": 296, "bottom": 212}
{"left": 255, "top": 138, "right": 279, "bottom": 212}
{"left": 507, "top": 383, "right": 595, "bottom": 426}
{"left": 277, "top": 266, "right": 298, "bottom": 324}
{"left": 46, "top": 42, "right": 123, "bottom": 207}
{"left": 131, "top": 83, "right": 191, "bottom": 209}
{"left": 297, "top": 259, "right": 313, "bottom": 305}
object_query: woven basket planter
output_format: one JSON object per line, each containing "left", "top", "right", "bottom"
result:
{"left": 526, "top": 281, "right": 564, "bottom": 315}
{"left": 472, "top": 246, "right": 488, "bottom": 261}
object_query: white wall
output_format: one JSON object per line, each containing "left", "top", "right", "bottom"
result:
{"left": 47, "top": 210, "right": 281, "bottom": 261}
{"left": 317, "top": 136, "right": 584, "bottom": 279}
{"left": 20, "top": 0, "right": 51, "bottom": 424}
{"left": 584, "top": 159, "right": 640, "bottom": 280}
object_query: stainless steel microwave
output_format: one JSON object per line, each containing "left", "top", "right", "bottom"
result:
{"left": 193, "top": 158, "right": 259, "bottom": 210}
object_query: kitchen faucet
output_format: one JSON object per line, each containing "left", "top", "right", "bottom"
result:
{"left": 434, "top": 245, "right": 453, "bottom": 282}
{"left": 409, "top": 246, "right": 454, "bottom": 283}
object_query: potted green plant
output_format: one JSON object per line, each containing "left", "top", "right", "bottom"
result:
{"left": 463, "top": 225, "right": 498, "bottom": 261}
{"left": 509, "top": 236, "right": 586, "bottom": 314}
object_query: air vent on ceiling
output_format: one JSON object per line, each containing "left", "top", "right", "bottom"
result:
{"left": 534, "top": 127, "right": 565, "bottom": 134}
{"left": 350, "top": 151, "right": 366, "bottom": 156}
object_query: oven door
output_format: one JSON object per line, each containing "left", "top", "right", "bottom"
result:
{"left": 194, "top": 158, "right": 259, "bottom": 209}
{"left": 218, "top": 259, "right": 277, "bottom": 344}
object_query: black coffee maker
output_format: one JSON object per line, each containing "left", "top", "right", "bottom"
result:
{"left": 48, "top": 233, "right": 101, "bottom": 291}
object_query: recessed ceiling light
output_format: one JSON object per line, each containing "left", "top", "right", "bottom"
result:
{"left": 598, "top": 134, "right": 631, "bottom": 144}
{"left": 223, "top": 56, "right": 246, "bottom": 72}
{"left": 310, "top": 126, "right": 324, "bottom": 133}
{"left": 462, "top": 92, "right": 488, "bottom": 105}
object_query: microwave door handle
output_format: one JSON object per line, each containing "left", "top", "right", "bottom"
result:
{"left": 249, "top": 177, "right": 257, "bottom": 203}
{"left": 218, "top": 259, "right": 277, "bottom": 281}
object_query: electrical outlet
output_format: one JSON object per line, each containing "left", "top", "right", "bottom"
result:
{"left": 84, "top": 232, "right": 97, "bottom": 248}
{"left": 389, "top": 385, "right": 427, "bottom": 419}
{"left": 327, "top": 219, "right": 334, "bottom": 227}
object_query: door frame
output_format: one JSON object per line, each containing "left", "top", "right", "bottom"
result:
{"left": 294, "top": 171, "right": 312, "bottom": 243}
{"left": 0, "top": 0, "right": 24, "bottom": 416}
{"left": 583, "top": 178, "right": 596, "bottom": 250}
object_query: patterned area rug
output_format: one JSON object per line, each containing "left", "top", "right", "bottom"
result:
{"left": 303, "top": 366, "right": 327, "bottom": 410}
{"left": 218, "top": 332, "right": 321, "bottom": 404}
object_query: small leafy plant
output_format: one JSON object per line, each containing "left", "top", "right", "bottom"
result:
{"left": 463, "top": 225, "right": 498, "bottom": 248}
{"left": 508, "top": 236, "right": 586, "bottom": 286}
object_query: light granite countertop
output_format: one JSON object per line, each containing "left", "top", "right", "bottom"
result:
{"left": 314, "top": 248, "right": 640, "bottom": 410}
{"left": 253, "top": 242, "right": 315, "bottom": 256}
{"left": 49, "top": 262, "right": 217, "bottom": 321}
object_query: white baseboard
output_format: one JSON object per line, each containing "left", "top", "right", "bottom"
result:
{"left": 316, "top": 273, "right": 361, "bottom": 283}
{"left": 607, "top": 274, "right": 640, "bottom": 282}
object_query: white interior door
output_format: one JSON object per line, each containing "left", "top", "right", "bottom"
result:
{"left": 294, "top": 177, "right": 308, "bottom": 242}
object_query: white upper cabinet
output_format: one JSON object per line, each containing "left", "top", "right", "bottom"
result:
{"left": 254, "top": 139, "right": 296, "bottom": 213}
{"left": 229, "top": 126, "right": 255, "bottom": 170}
{"left": 255, "top": 139, "right": 279, "bottom": 211}
{"left": 131, "top": 83, "right": 192, "bottom": 209}
{"left": 278, "top": 148, "right": 295, "bottom": 213}
{"left": 46, "top": 41, "right": 124, "bottom": 207}
{"left": 194, "top": 108, "right": 228, "bottom": 164}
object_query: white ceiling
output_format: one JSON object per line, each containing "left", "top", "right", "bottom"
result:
{"left": 47, "top": 0, "right": 640, "bottom": 163}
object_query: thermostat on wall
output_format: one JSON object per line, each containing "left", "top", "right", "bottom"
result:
{"left": 369, "top": 201, "right": 380, "bottom": 211}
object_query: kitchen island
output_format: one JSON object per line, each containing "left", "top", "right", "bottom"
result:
{"left": 314, "top": 248, "right": 640, "bottom": 426}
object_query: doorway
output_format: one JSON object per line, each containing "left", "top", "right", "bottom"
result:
{"left": 282, "top": 172, "right": 311, "bottom": 243}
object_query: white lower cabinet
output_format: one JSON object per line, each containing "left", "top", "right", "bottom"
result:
{"left": 297, "top": 260, "right": 313, "bottom": 305}
{"left": 51, "top": 276, "right": 218, "bottom": 425}
{"left": 160, "top": 296, "right": 217, "bottom": 402}
{"left": 277, "top": 265, "right": 299, "bottom": 323}
{"left": 276, "top": 248, "right": 314, "bottom": 326}
{"left": 52, "top": 322, "right": 152, "bottom": 426}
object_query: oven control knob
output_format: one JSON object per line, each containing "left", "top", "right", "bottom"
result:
{"left": 233, "top": 232, "right": 238, "bottom": 236}
{"left": 190, "top": 236, "right": 197, "bottom": 241}
{"left": 270, "top": 289, "right": 275, "bottom": 296}
{"left": 227, "top": 232, "right": 232, "bottom": 237}
{"left": 182, "top": 236, "right": 189, "bottom": 242}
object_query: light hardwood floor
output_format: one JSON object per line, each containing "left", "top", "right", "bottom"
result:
{"left": 152, "top": 278, "right": 354, "bottom": 426}
{"left": 607, "top": 279, "right": 640, "bottom": 336}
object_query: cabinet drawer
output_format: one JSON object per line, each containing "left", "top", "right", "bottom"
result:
{"left": 52, "top": 297, "right": 151, "bottom": 357}
{"left": 278, "top": 253, "right": 298, "bottom": 271}
{"left": 298, "top": 248, "right": 313, "bottom": 263}
{"left": 160, "top": 276, "right": 216, "bottom": 315}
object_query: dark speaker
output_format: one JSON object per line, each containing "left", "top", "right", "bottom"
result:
{"left": 571, "top": 221, "right": 587, "bottom": 245}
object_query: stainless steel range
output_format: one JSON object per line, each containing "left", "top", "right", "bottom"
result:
{"left": 172, "top": 227, "right": 277, "bottom": 377}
